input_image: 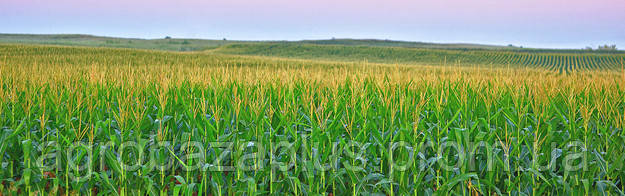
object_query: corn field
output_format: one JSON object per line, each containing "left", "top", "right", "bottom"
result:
{"left": 216, "top": 43, "right": 625, "bottom": 73}
{"left": 1, "top": 44, "right": 625, "bottom": 195}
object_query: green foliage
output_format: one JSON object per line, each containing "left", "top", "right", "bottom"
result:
{"left": 0, "top": 44, "right": 624, "bottom": 195}
{"left": 216, "top": 43, "right": 625, "bottom": 72}
{"left": 0, "top": 34, "right": 238, "bottom": 51}
{"left": 2, "top": 34, "right": 623, "bottom": 73}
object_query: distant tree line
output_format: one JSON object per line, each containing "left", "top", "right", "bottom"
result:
{"left": 585, "top": 44, "right": 617, "bottom": 51}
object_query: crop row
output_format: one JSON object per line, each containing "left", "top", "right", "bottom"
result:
{"left": 217, "top": 43, "right": 625, "bottom": 72}
{"left": 0, "top": 44, "right": 624, "bottom": 195}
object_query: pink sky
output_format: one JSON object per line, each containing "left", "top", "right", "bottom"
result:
{"left": 2, "top": 0, "right": 624, "bottom": 48}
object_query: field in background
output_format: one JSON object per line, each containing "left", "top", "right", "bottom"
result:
{"left": 0, "top": 34, "right": 515, "bottom": 51}
{"left": 215, "top": 43, "right": 625, "bottom": 72}
{"left": 0, "top": 34, "right": 240, "bottom": 51}
{"left": 0, "top": 44, "right": 624, "bottom": 195}
{"left": 2, "top": 34, "right": 623, "bottom": 73}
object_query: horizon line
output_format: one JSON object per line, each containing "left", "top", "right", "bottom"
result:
{"left": 1, "top": 32, "right": 622, "bottom": 51}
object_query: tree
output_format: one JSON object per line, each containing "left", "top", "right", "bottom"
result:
{"left": 597, "top": 44, "right": 617, "bottom": 51}
{"left": 165, "top": 36, "right": 172, "bottom": 39}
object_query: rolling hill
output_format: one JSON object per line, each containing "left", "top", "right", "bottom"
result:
{"left": 1, "top": 33, "right": 623, "bottom": 72}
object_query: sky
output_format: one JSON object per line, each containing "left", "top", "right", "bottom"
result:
{"left": 1, "top": 0, "right": 624, "bottom": 49}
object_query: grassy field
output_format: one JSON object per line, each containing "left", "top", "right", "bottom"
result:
{"left": 3, "top": 34, "right": 623, "bottom": 73}
{"left": 0, "top": 43, "right": 624, "bottom": 195}
{"left": 0, "top": 34, "right": 240, "bottom": 51}
{"left": 215, "top": 43, "right": 625, "bottom": 72}
{"left": 0, "top": 34, "right": 514, "bottom": 51}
